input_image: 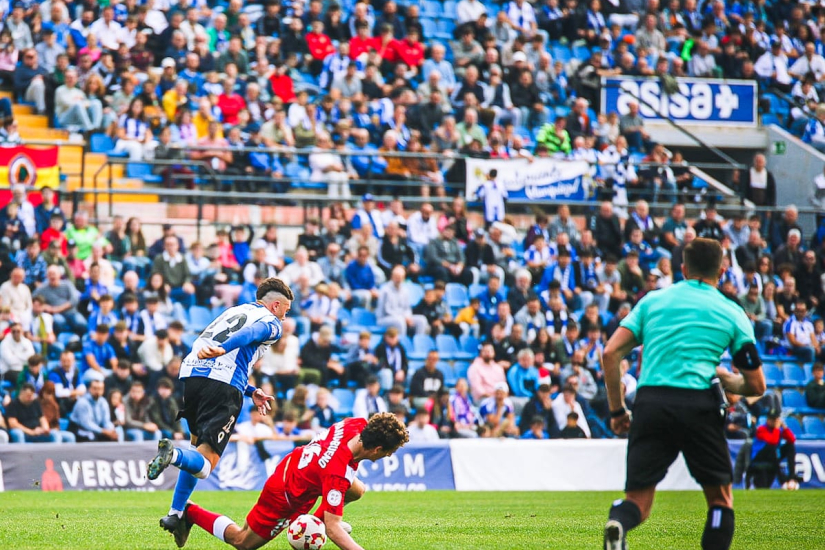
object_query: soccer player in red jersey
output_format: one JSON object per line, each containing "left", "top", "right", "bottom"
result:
{"left": 184, "top": 413, "right": 409, "bottom": 550}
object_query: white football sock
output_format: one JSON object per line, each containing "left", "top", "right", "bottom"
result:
{"left": 168, "top": 508, "right": 183, "bottom": 518}
{"left": 213, "top": 516, "right": 235, "bottom": 542}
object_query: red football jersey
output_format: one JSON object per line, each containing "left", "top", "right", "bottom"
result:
{"left": 284, "top": 418, "right": 367, "bottom": 517}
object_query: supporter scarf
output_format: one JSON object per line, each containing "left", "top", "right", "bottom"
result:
{"left": 587, "top": 10, "right": 605, "bottom": 31}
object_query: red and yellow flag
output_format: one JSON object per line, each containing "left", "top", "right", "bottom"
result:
{"left": 0, "top": 146, "right": 59, "bottom": 189}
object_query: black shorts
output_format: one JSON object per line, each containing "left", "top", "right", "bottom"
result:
{"left": 625, "top": 386, "right": 731, "bottom": 492}
{"left": 180, "top": 376, "right": 243, "bottom": 457}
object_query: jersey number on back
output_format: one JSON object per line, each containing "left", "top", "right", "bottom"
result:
{"left": 202, "top": 313, "right": 248, "bottom": 343}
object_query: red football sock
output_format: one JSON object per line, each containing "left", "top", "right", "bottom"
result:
{"left": 187, "top": 504, "right": 221, "bottom": 532}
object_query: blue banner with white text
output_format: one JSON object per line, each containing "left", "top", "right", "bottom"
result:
{"left": 728, "top": 440, "right": 825, "bottom": 489}
{"left": 600, "top": 76, "right": 757, "bottom": 127}
{"left": 465, "top": 158, "right": 590, "bottom": 202}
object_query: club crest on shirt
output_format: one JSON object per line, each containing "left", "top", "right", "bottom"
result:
{"left": 327, "top": 489, "right": 343, "bottom": 507}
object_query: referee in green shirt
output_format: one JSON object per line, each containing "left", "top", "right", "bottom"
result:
{"left": 601, "top": 238, "right": 766, "bottom": 550}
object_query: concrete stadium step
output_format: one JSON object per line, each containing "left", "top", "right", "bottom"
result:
{"left": 12, "top": 104, "right": 33, "bottom": 116}
{"left": 18, "top": 127, "right": 69, "bottom": 140}
{"left": 17, "top": 113, "right": 49, "bottom": 128}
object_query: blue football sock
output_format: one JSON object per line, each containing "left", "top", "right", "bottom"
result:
{"left": 170, "top": 470, "right": 198, "bottom": 517}
{"left": 172, "top": 447, "right": 207, "bottom": 476}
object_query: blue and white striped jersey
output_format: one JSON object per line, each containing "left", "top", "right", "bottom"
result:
{"left": 180, "top": 302, "right": 282, "bottom": 393}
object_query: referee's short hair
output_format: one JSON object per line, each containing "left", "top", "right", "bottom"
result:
{"left": 256, "top": 277, "right": 295, "bottom": 302}
{"left": 683, "top": 237, "right": 723, "bottom": 279}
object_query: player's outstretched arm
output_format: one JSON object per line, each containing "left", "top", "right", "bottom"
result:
{"left": 220, "top": 322, "right": 278, "bottom": 353}
{"left": 324, "top": 512, "right": 366, "bottom": 550}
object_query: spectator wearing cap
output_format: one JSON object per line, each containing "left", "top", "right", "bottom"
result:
{"left": 748, "top": 411, "right": 799, "bottom": 489}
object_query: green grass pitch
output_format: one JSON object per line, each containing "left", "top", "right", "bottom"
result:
{"left": 0, "top": 490, "right": 820, "bottom": 549}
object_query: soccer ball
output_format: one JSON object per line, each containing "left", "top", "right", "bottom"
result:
{"left": 782, "top": 480, "right": 800, "bottom": 491}
{"left": 287, "top": 514, "right": 327, "bottom": 550}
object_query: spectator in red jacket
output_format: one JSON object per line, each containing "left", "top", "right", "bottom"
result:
{"left": 269, "top": 61, "right": 296, "bottom": 104}
{"left": 395, "top": 29, "right": 424, "bottom": 77}
{"left": 375, "top": 23, "right": 401, "bottom": 73}
{"left": 216, "top": 77, "right": 246, "bottom": 125}
{"left": 349, "top": 21, "right": 377, "bottom": 60}
{"left": 306, "top": 20, "right": 336, "bottom": 76}
{"left": 747, "top": 411, "right": 800, "bottom": 489}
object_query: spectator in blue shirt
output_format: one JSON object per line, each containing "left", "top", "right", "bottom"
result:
{"left": 69, "top": 379, "right": 119, "bottom": 442}
{"left": 476, "top": 274, "right": 506, "bottom": 330}
{"left": 80, "top": 263, "right": 110, "bottom": 313}
{"left": 507, "top": 348, "right": 540, "bottom": 400}
{"left": 621, "top": 227, "right": 657, "bottom": 265}
{"left": 521, "top": 416, "right": 550, "bottom": 439}
{"left": 15, "top": 239, "right": 47, "bottom": 288}
{"left": 345, "top": 245, "right": 378, "bottom": 308}
{"left": 34, "top": 188, "right": 65, "bottom": 235}
{"left": 82, "top": 324, "right": 118, "bottom": 384}
{"left": 348, "top": 130, "right": 388, "bottom": 179}
{"left": 87, "top": 295, "right": 118, "bottom": 335}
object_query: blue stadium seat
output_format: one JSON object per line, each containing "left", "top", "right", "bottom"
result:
{"left": 59, "top": 418, "right": 69, "bottom": 431}
{"left": 443, "top": 0, "right": 457, "bottom": 17}
{"left": 802, "top": 417, "right": 825, "bottom": 440}
{"left": 404, "top": 282, "right": 425, "bottom": 307}
{"left": 803, "top": 363, "right": 814, "bottom": 383}
{"left": 188, "top": 306, "right": 214, "bottom": 333}
{"left": 784, "top": 416, "right": 803, "bottom": 436}
{"left": 436, "top": 334, "right": 474, "bottom": 360}
{"left": 572, "top": 44, "right": 590, "bottom": 60}
{"left": 183, "top": 333, "right": 198, "bottom": 349}
{"left": 90, "top": 133, "right": 116, "bottom": 154}
{"left": 57, "top": 332, "right": 79, "bottom": 348}
{"left": 445, "top": 283, "right": 469, "bottom": 309}
{"left": 761, "top": 113, "right": 780, "bottom": 126}
{"left": 409, "top": 334, "right": 436, "bottom": 360}
{"left": 126, "top": 162, "right": 163, "bottom": 183}
{"left": 453, "top": 361, "right": 470, "bottom": 381}
{"left": 781, "top": 364, "right": 806, "bottom": 387}
{"left": 552, "top": 45, "right": 571, "bottom": 63}
{"left": 332, "top": 388, "right": 355, "bottom": 418}
{"left": 762, "top": 363, "right": 782, "bottom": 387}
{"left": 349, "top": 308, "right": 382, "bottom": 333}
{"left": 421, "top": 18, "right": 437, "bottom": 38}
{"left": 459, "top": 334, "right": 480, "bottom": 356}
{"left": 435, "top": 19, "right": 455, "bottom": 40}
{"left": 438, "top": 362, "right": 457, "bottom": 386}
{"left": 781, "top": 390, "right": 805, "bottom": 412}
{"left": 469, "top": 283, "right": 485, "bottom": 298}
{"left": 422, "top": 0, "right": 441, "bottom": 16}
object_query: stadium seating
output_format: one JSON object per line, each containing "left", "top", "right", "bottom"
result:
{"left": 784, "top": 416, "right": 803, "bottom": 436}
{"left": 436, "top": 334, "right": 474, "bottom": 360}
{"left": 801, "top": 417, "right": 825, "bottom": 440}
{"left": 188, "top": 306, "right": 214, "bottom": 333}
{"left": 409, "top": 334, "right": 436, "bottom": 360}
{"left": 445, "top": 283, "right": 470, "bottom": 309}
{"left": 331, "top": 388, "right": 355, "bottom": 419}
{"left": 763, "top": 364, "right": 782, "bottom": 387}
{"left": 781, "top": 364, "right": 806, "bottom": 388}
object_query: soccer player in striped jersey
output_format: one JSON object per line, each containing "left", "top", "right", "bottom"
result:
{"left": 146, "top": 277, "right": 293, "bottom": 547}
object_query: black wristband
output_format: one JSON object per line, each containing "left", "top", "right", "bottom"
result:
{"left": 610, "top": 407, "right": 629, "bottom": 419}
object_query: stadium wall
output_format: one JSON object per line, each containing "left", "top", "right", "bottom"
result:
{"left": 2, "top": 440, "right": 824, "bottom": 492}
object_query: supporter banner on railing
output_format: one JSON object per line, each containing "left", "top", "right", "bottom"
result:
{"left": 728, "top": 440, "right": 825, "bottom": 489}
{"left": 465, "top": 158, "right": 589, "bottom": 202}
{"left": 0, "top": 442, "right": 177, "bottom": 491}
{"left": 600, "top": 76, "right": 758, "bottom": 127}
{"left": 0, "top": 146, "right": 60, "bottom": 189}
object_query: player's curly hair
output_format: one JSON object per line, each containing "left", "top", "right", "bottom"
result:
{"left": 256, "top": 277, "right": 295, "bottom": 302}
{"left": 361, "top": 412, "right": 409, "bottom": 451}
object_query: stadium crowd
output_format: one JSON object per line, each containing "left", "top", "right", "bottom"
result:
{"left": 3, "top": 0, "right": 825, "bottom": 199}
{"left": 0, "top": 172, "right": 823, "bottom": 445}
{"left": 1, "top": 0, "right": 825, "bottom": 447}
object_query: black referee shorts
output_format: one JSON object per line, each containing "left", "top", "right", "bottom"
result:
{"left": 625, "top": 386, "right": 732, "bottom": 492}
{"left": 179, "top": 377, "right": 243, "bottom": 457}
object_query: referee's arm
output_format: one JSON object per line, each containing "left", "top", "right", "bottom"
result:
{"left": 602, "top": 327, "right": 639, "bottom": 434}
